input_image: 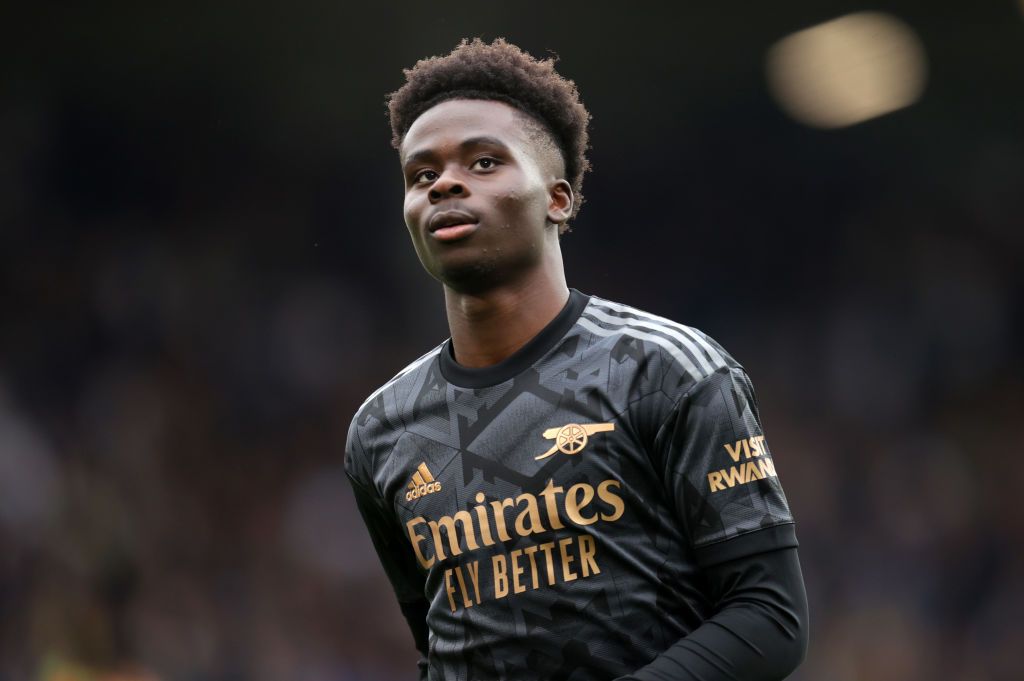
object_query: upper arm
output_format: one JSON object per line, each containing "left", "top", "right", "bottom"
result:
{"left": 654, "top": 367, "right": 797, "bottom": 566}
{"left": 345, "top": 419, "right": 428, "bottom": 605}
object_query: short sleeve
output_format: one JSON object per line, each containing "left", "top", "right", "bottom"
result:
{"left": 654, "top": 367, "right": 797, "bottom": 567}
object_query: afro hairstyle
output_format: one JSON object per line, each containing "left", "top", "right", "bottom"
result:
{"left": 387, "top": 38, "right": 591, "bottom": 229}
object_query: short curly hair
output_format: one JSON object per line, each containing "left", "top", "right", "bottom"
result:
{"left": 387, "top": 38, "right": 592, "bottom": 226}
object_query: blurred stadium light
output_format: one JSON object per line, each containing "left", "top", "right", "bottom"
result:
{"left": 765, "top": 12, "right": 927, "bottom": 129}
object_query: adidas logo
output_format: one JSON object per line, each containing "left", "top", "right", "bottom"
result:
{"left": 406, "top": 462, "right": 442, "bottom": 501}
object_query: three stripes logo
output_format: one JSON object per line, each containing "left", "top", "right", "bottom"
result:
{"left": 406, "top": 462, "right": 442, "bottom": 502}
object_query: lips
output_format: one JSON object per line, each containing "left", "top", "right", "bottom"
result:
{"left": 428, "top": 209, "right": 478, "bottom": 233}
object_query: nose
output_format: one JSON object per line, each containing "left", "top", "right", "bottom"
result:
{"left": 429, "top": 168, "right": 467, "bottom": 203}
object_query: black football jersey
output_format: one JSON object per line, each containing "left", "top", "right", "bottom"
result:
{"left": 345, "top": 289, "right": 797, "bottom": 681}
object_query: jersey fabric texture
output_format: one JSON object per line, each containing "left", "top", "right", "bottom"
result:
{"left": 345, "top": 289, "right": 798, "bottom": 681}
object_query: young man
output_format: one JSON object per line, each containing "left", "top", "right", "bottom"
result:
{"left": 345, "top": 39, "right": 808, "bottom": 681}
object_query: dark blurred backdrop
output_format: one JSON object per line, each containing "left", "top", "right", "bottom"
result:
{"left": 2, "top": 2, "right": 1022, "bottom": 680}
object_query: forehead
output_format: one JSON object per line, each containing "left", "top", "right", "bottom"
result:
{"left": 400, "top": 99, "right": 530, "bottom": 160}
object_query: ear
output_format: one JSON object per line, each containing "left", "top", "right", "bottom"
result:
{"left": 546, "top": 179, "right": 574, "bottom": 227}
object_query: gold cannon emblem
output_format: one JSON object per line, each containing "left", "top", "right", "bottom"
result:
{"left": 535, "top": 422, "right": 616, "bottom": 460}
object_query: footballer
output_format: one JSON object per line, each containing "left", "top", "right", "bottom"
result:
{"left": 345, "top": 38, "right": 808, "bottom": 680}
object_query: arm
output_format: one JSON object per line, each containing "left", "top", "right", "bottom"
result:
{"left": 347, "top": 473, "right": 430, "bottom": 680}
{"left": 631, "top": 362, "right": 807, "bottom": 679}
{"left": 616, "top": 546, "right": 808, "bottom": 681}
{"left": 345, "top": 423, "right": 430, "bottom": 680}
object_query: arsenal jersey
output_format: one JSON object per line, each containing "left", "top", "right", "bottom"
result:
{"left": 344, "top": 289, "right": 797, "bottom": 681}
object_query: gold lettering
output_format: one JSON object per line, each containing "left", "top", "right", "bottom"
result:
{"left": 538, "top": 479, "right": 566, "bottom": 530}
{"left": 406, "top": 517, "right": 434, "bottom": 569}
{"left": 744, "top": 461, "right": 764, "bottom": 481}
{"left": 428, "top": 510, "right": 478, "bottom": 560}
{"left": 559, "top": 537, "right": 578, "bottom": 582}
{"left": 710, "top": 458, "right": 778, "bottom": 492}
{"left": 538, "top": 541, "right": 557, "bottom": 585}
{"left": 466, "top": 560, "right": 481, "bottom": 604}
{"left": 724, "top": 440, "right": 743, "bottom": 463}
{"left": 510, "top": 549, "right": 526, "bottom": 594}
{"left": 444, "top": 568, "right": 457, "bottom": 613}
{"left": 579, "top": 534, "right": 600, "bottom": 577}
{"left": 473, "top": 492, "right": 495, "bottom": 546}
{"left": 721, "top": 466, "right": 745, "bottom": 488}
{"left": 742, "top": 438, "right": 751, "bottom": 459}
{"left": 492, "top": 554, "right": 508, "bottom": 598}
{"left": 597, "top": 480, "right": 625, "bottom": 521}
{"left": 522, "top": 545, "right": 541, "bottom": 589}
{"left": 514, "top": 493, "right": 546, "bottom": 536}
{"left": 413, "top": 477, "right": 631, "bottom": 575}
{"left": 454, "top": 565, "right": 472, "bottom": 608}
{"left": 490, "top": 498, "right": 515, "bottom": 542}
{"left": 565, "top": 483, "right": 597, "bottom": 525}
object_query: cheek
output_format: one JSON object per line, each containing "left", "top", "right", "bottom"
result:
{"left": 403, "top": 192, "right": 423, "bottom": 232}
{"left": 495, "top": 179, "right": 548, "bottom": 221}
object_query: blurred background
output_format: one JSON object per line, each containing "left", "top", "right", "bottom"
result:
{"left": 2, "top": 1, "right": 1022, "bottom": 679}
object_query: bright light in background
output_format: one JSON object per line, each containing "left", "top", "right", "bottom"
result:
{"left": 766, "top": 12, "right": 927, "bottom": 129}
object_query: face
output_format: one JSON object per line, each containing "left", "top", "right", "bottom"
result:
{"left": 400, "top": 99, "right": 572, "bottom": 293}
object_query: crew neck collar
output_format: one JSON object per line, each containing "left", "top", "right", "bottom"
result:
{"left": 438, "top": 288, "right": 590, "bottom": 389}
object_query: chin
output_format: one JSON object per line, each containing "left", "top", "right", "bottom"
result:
{"left": 417, "top": 239, "right": 542, "bottom": 294}
{"left": 432, "top": 257, "right": 503, "bottom": 294}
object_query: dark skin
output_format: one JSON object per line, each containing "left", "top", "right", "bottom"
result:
{"left": 400, "top": 99, "right": 574, "bottom": 368}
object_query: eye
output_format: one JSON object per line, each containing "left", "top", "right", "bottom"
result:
{"left": 472, "top": 157, "right": 499, "bottom": 170}
{"left": 413, "top": 169, "right": 438, "bottom": 184}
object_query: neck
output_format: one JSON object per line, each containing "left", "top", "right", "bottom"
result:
{"left": 443, "top": 258, "right": 569, "bottom": 369}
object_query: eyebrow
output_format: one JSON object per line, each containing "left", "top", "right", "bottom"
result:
{"left": 402, "top": 136, "right": 510, "bottom": 168}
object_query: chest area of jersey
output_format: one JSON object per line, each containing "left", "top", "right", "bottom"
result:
{"left": 380, "top": 387, "right": 642, "bottom": 603}
{"left": 384, "top": 384, "right": 633, "bottom": 520}
{"left": 388, "top": 428, "right": 630, "bottom": 616}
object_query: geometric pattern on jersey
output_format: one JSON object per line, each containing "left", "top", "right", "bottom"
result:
{"left": 345, "top": 289, "right": 797, "bottom": 681}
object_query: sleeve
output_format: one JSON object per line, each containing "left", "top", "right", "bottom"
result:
{"left": 654, "top": 366, "right": 797, "bottom": 566}
{"left": 344, "top": 421, "right": 430, "bottom": 681}
{"left": 615, "top": 547, "right": 809, "bottom": 681}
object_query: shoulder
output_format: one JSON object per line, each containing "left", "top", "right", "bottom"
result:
{"left": 579, "top": 294, "right": 742, "bottom": 393}
{"left": 345, "top": 341, "right": 446, "bottom": 479}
